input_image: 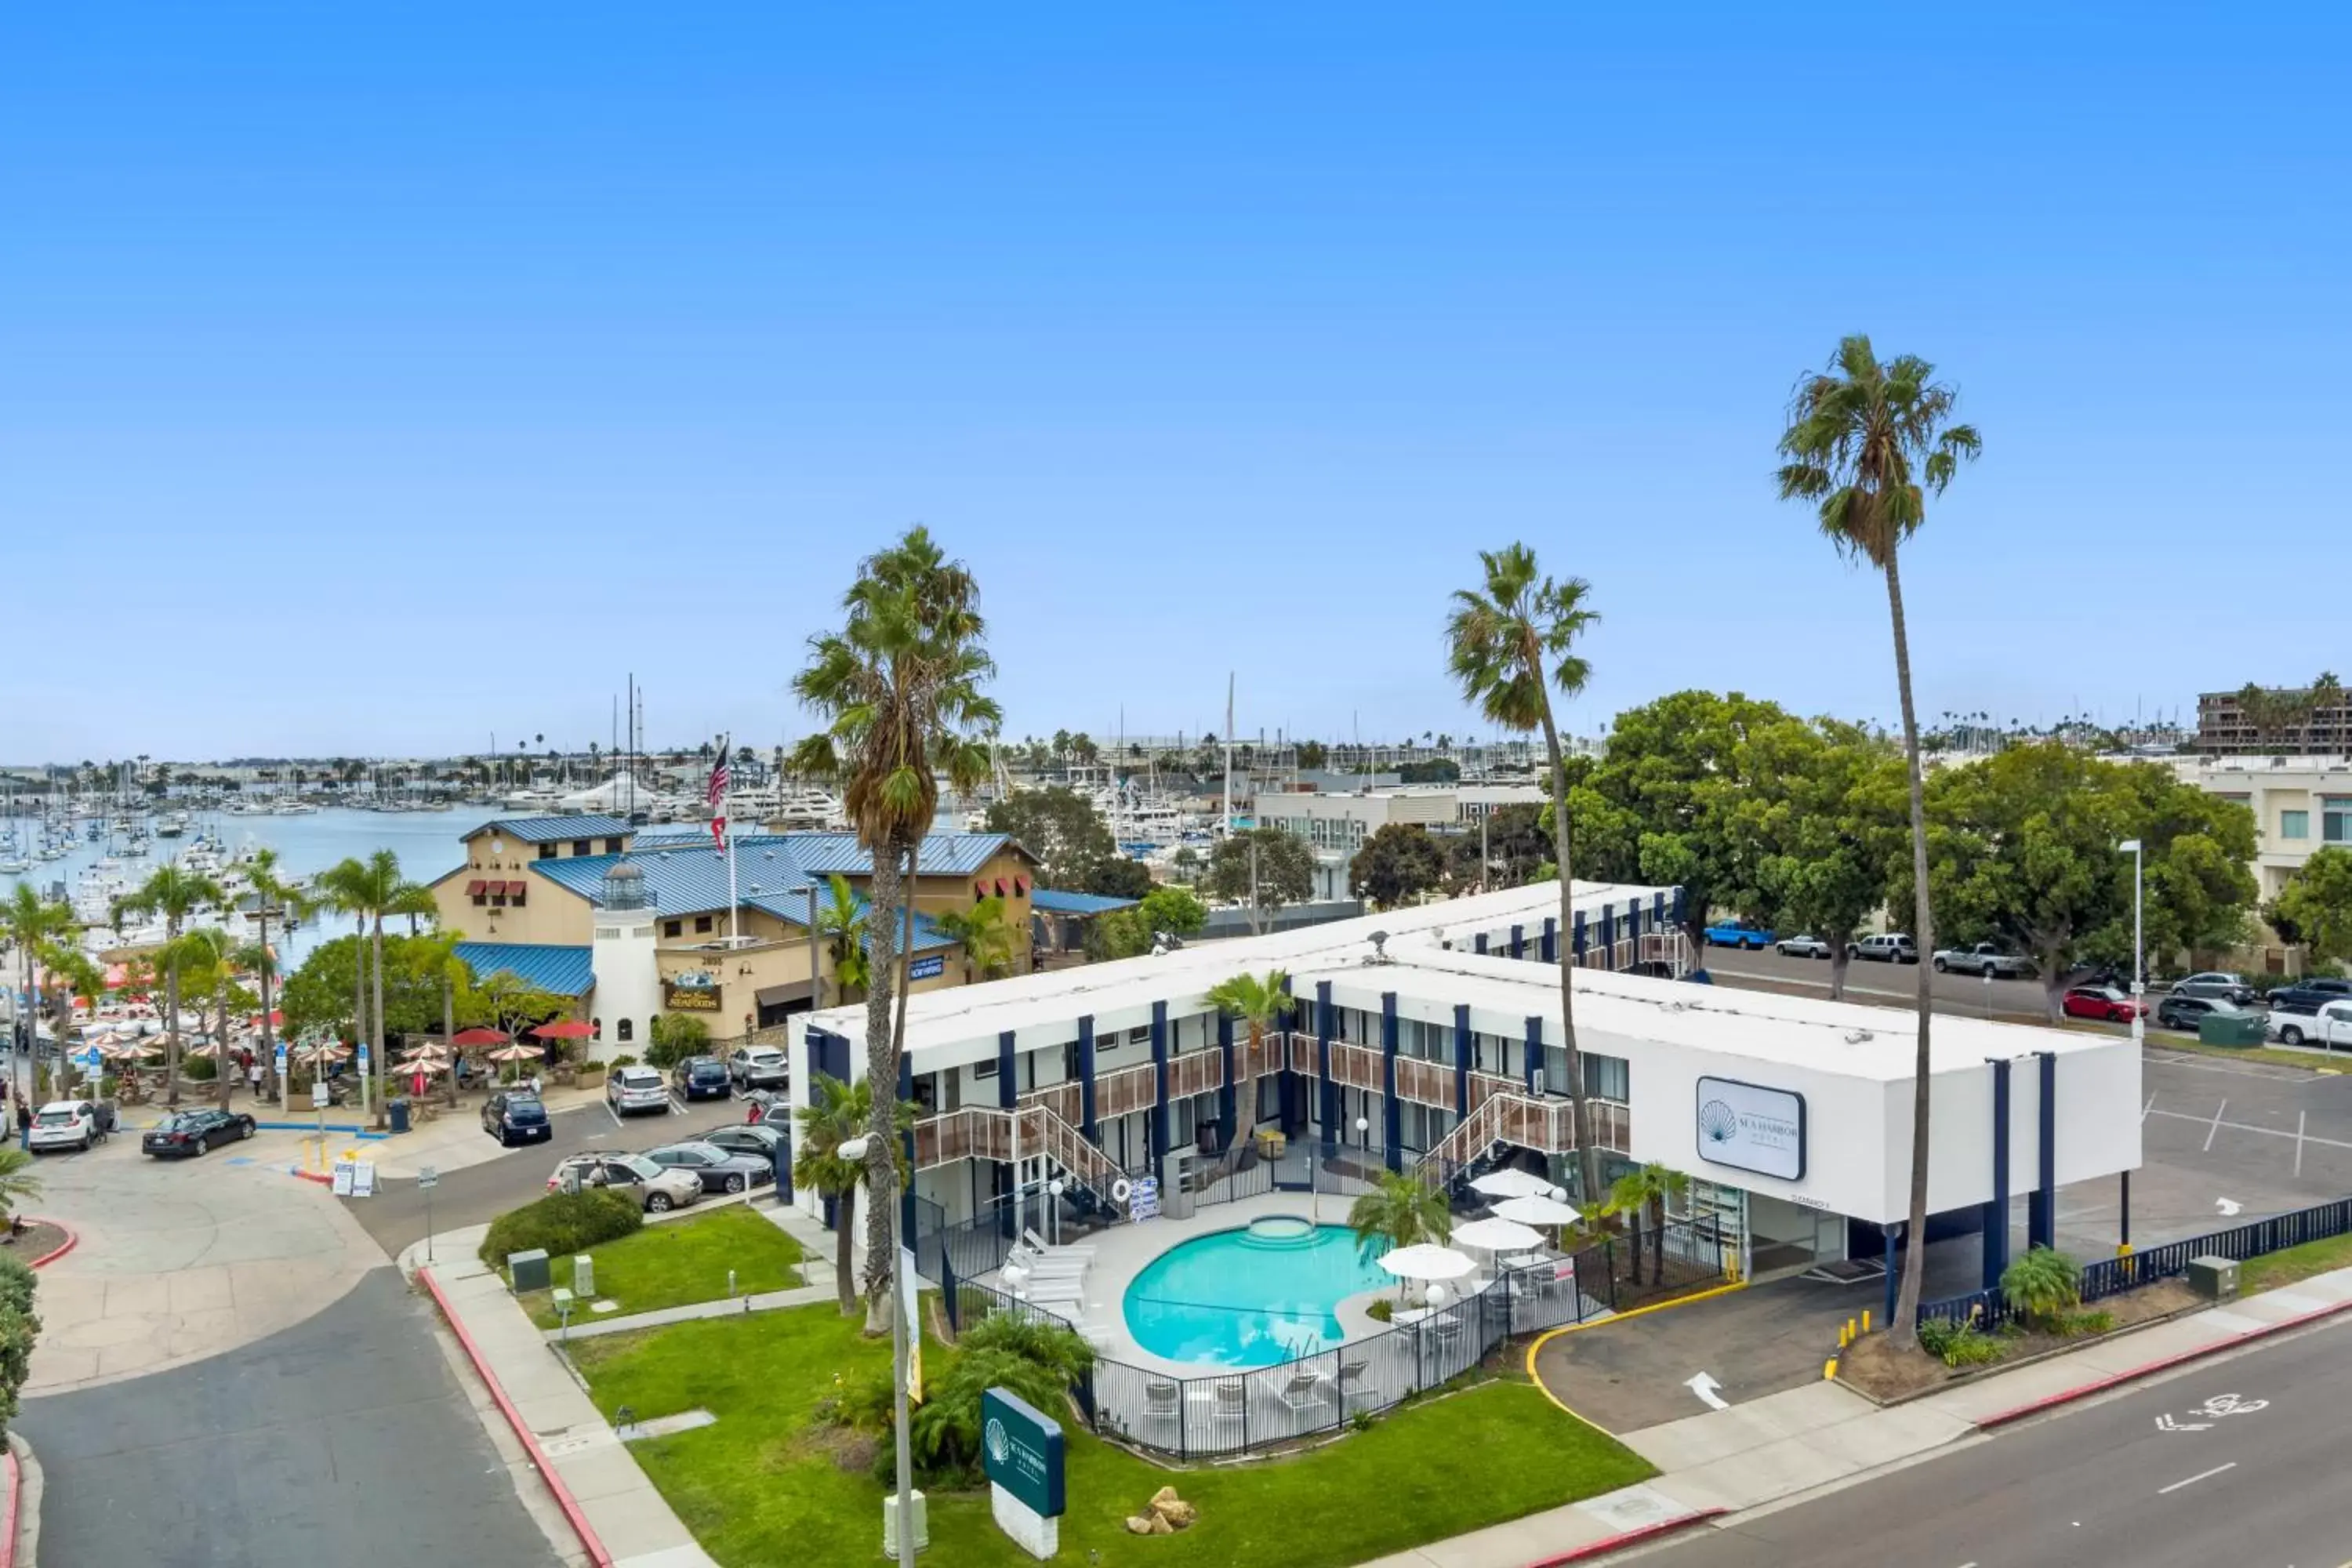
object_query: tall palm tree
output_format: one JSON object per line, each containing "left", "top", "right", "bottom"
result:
{"left": 1446, "top": 545, "right": 1604, "bottom": 1206}
{"left": 1777, "top": 333, "right": 1980, "bottom": 1348}
{"left": 931, "top": 895, "right": 1018, "bottom": 984}
{"left": 112, "top": 865, "right": 227, "bottom": 1107}
{"left": 812, "top": 873, "right": 870, "bottom": 1005}
{"left": 159, "top": 927, "right": 236, "bottom": 1110}
{"left": 793, "top": 1075, "right": 913, "bottom": 1316}
{"left": 1, "top": 887, "right": 74, "bottom": 1112}
{"left": 232, "top": 938, "right": 280, "bottom": 1098}
{"left": 793, "top": 526, "right": 1000, "bottom": 1329}
{"left": 316, "top": 851, "right": 406, "bottom": 1126}
{"left": 34, "top": 941, "right": 103, "bottom": 1103}
{"left": 387, "top": 880, "right": 438, "bottom": 937}
{"left": 1203, "top": 969, "right": 1292, "bottom": 1150}
{"left": 242, "top": 848, "right": 307, "bottom": 1105}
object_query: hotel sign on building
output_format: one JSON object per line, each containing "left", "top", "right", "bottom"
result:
{"left": 1693, "top": 1076, "right": 1806, "bottom": 1181}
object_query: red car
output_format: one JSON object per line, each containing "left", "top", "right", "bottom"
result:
{"left": 2062, "top": 985, "right": 2143, "bottom": 1022}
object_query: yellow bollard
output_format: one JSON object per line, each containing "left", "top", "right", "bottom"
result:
{"left": 1846, "top": 1316, "right": 1857, "bottom": 1342}
{"left": 1824, "top": 1357, "right": 1838, "bottom": 1381}
{"left": 1838, "top": 1323, "right": 1849, "bottom": 1348}
{"left": 1862, "top": 1309, "right": 1872, "bottom": 1335}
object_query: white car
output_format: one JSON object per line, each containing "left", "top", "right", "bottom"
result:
{"left": 728, "top": 1045, "right": 788, "bottom": 1091}
{"left": 2271, "top": 1000, "right": 2352, "bottom": 1050}
{"left": 606, "top": 1065, "right": 670, "bottom": 1116}
{"left": 27, "top": 1100, "right": 109, "bottom": 1152}
{"left": 1775, "top": 935, "right": 1833, "bottom": 959}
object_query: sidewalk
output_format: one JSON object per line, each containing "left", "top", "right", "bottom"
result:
{"left": 1363, "top": 1262, "right": 2352, "bottom": 1566}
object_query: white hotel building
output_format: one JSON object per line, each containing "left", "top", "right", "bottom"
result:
{"left": 788, "top": 879, "right": 2140, "bottom": 1291}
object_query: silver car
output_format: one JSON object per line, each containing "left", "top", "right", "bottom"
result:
{"left": 1775, "top": 935, "right": 1833, "bottom": 959}
{"left": 606, "top": 1065, "right": 670, "bottom": 1116}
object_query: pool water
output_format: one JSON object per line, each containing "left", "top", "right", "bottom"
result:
{"left": 1123, "top": 1220, "right": 1392, "bottom": 1367}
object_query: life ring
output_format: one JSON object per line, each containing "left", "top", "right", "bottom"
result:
{"left": 1110, "top": 1178, "right": 1132, "bottom": 1204}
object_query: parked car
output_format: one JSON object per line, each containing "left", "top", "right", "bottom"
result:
{"left": 574, "top": 1153, "right": 701, "bottom": 1213}
{"left": 727, "top": 1045, "right": 789, "bottom": 1091}
{"left": 698, "top": 1123, "right": 788, "bottom": 1162}
{"left": 644, "top": 1141, "right": 774, "bottom": 1195}
{"left": 1701, "top": 919, "right": 1774, "bottom": 949}
{"left": 141, "top": 1107, "right": 257, "bottom": 1159}
{"left": 2155, "top": 994, "right": 2252, "bottom": 1033}
{"left": 606, "top": 1065, "right": 670, "bottom": 1116}
{"left": 547, "top": 1149, "right": 628, "bottom": 1192}
{"left": 481, "top": 1090, "right": 552, "bottom": 1147}
{"left": 1847, "top": 934, "right": 1920, "bottom": 964}
{"left": 2172, "top": 971, "right": 2258, "bottom": 1006}
{"left": 670, "top": 1055, "right": 731, "bottom": 1102}
{"left": 2061, "top": 984, "right": 2145, "bottom": 1023}
{"left": 738, "top": 1088, "right": 794, "bottom": 1131}
{"left": 2268, "top": 978, "right": 2352, "bottom": 1019}
{"left": 1933, "top": 942, "right": 2036, "bottom": 978}
{"left": 27, "top": 1099, "right": 114, "bottom": 1153}
{"left": 1775, "top": 935, "right": 1833, "bottom": 959}
{"left": 2270, "top": 998, "right": 2352, "bottom": 1048}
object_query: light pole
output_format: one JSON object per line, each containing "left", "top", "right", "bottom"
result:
{"left": 839, "top": 1134, "right": 916, "bottom": 1566}
{"left": 2118, "top": 839, "right": 2145, "bottom": 1043}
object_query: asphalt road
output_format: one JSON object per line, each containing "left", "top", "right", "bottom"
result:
{"left": 1697, "top": 942, "right": 2061, "bottom": 1020}
{"left": 344, "top": 1089, "right": 758, "bottom": 1257}
{"left": 1624, "top": 1313, "right": 2352, "bottom": 1566}
{"left": 18, "top": 1268, "right": 560, "bottom": 1568}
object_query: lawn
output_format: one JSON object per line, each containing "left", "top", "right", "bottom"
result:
{"left": 2141, "top": 1035, "right": 2344, "bottom": 1073}
{"left": 517, "top": 1206, "right": 804, "bottom": 1329}
{"left": 2240, "top": 1230, "right": 2352, "bottom": 1294}
{"left": 570, "top": 1305, "right": 1656, "bottom": 1568}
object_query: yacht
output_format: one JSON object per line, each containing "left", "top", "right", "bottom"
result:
{"left": 156, "top": 811, "right": 188, "bottom": 839}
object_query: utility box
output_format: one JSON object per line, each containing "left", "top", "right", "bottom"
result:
{"left": 507, "top": 1248, "right": 551, "bottom": 1294}
{"left": 2187, "top": 1254, "right": 2240, "bottom": 1300}
{"left": 882, "top": 1490, "right": 929, "bottom": 1555}
{"left": 1160, "top": 1151, "right": 1196, "bottom": 1220}
{"left": 2199, "top": 1013, "right": 2267, "bottom": 1048}
{"left": 573, "top": 1254, "right": 596, "bottom": 1298}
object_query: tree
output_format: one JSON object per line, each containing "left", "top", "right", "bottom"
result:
{"left": 0, "top": 888, "right": 74, "bottom": 1111}
{"left": 1346, "top": 1171, "right": 1453, "bottom": 1294}
{"left": 2272, "top": 847, "right": 2352, "bottom": 972}
{"left": 315, "top": 851, "right": 409, "bottom": 1127}
{"left": 0, "top": 1145, "right": 42, "bottom": 1221}
{"left": 458, "top": 966, "right": 572, "bottom": 1040}
{"left": 1740, "top": 720, "right": 1907, "bottom": 1000}
{"left": 111, "top": 865, "right": 227, "bottom": 1106}
{"left": 932, "top": 895, "right": 1021, "bottom": 983}
{"left": 813, "top": 873, "right": 870, "bottom": 1005}
{"left": 1082, "top": 856, "right": 1155, "bottom": 902}
{"left": 1604, "top": 1162, "right": 1690, "bottom": 1286}
{"left": 1203, "top": 970, "right": 1292, "bottom": 1149}
{"left": 1295, "top": 739, "right": 1327, "bottom": 771}
{"left": 1135, "top": 885, "right": 1207, "bottom": 941}
{"left": 1203, "top": 828, "right": 1314, "bottom": 934}
{"left": 1083, "top": 885, "right": 1210, "bottom": 962}
{"left": 1349, "top": 823, "right": 1446, "bottom": 909}
{"left": 157, "top": 927, "right": 238, "bottom": 1110}
{"left": 982, "top": 787, "right": 1120, "bottom": 890}
{"left": 793, "top": 526, "right": 1000, "bottom": 1330}
{"left": 1446, "top": 543, "right": 1606, "bottom": 1206}
{"left": 793, "top": 1075, "right": 910, "bottom": 1316}
{"left": 386, "top": 880, "right": 439, "bottom": 937}
{"left": 644, "top": 1012, "right": 712, "bottom": 1070}
{"left": 1919, "top": 746, "right": 2258, "bottom": 1017}
{"left": 1776, "top": 333, "right": 1980, "bottom": 1352}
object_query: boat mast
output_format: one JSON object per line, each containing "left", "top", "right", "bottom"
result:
{"left": 1221, "top": 673, "right": 1235, "bottom": 838}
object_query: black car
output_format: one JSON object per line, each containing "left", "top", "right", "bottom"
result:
{"left": 481, "top": 1091, "right": 552, "bottom": 1147}
{"left": 698, "top": 1123, "right": 789, "bottom": 1163}
{"left": 2268, "top": 979, "right": 2352, "bottom": 1016}
{"left": 670, "top": 1055, "right": 731, "bottom": 1102}
{"left": 644, "top": 1141, "right": 774, "bottom": 1195}
{"left": 142, "top": 1108, "right": 257, "bottom": 1159}
{"left": 2157, "top": 994, "right": 2248, "bottom": 1032}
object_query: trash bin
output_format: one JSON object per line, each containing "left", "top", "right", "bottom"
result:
{"left": 2198, "top": 1012, "right": 2267, "bottom": 1048}
{"left": 388, "top": 1098, "right": 412, "bottom": 1134}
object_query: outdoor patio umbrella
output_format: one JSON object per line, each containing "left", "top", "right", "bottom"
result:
{"left": 1450, "top": 1217, "right": 1544, "bottom": 1254}
{"left": 532, "top": 1020, "right": 594, "bottom": 1040}
{"left": 1469, "top": 1168, "right": 1565, "bottom": 1202}
{"left": 487, "top": 1043, "right": 540, "bottom": 1063}
{"left": 1378, "top": 1243, "right": 1475, "bottom": 1283}
{"left": 450, "top": 1028, "right": 510, "bottom": 1047}
{"left": 1491, "top": 1194, "right": 1582, "bottom": 1228}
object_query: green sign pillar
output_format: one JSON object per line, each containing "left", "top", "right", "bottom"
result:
{"left": 982, "top": 1386, "right": 1067, "bottom": 1559}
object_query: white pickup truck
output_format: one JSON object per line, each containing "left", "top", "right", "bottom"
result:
{"left": 1932, "top": 942, "right": 2037, "bottom": 978}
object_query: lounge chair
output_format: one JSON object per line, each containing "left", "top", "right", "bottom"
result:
{"left": 1334, "top": 1359, "right": 1373, "bottom": 1412}
{"left": 1025, "top": 1229, "right": 1096, "bottom": 1258}
{"left": 1276, "top": 1370, "right": 1327, "bottom": 1417}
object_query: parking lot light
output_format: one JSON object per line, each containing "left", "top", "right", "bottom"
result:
{"left": 2118, "top": 840, "right": 2144, "bottom": 1043}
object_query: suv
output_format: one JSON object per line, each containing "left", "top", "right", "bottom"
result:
{"left": 1847, "top": 934, "right": 1920, "bottom": 964}
{"left": 728, "top": 1046, "right": 788, "bottom": 1091}
{"left": 482, "top": 1090, "right": 552, "bottom": 1147}
{"left": 2269, "top": 978, "right": 2352, "bottom": 1018}
{"left": 670, "top": 1055, "right": 731, "bottom": 1102}
{"left": 1932, "top": 942, "right": 2036, "bottom": 978}
{"left": 2156, "top": 993, "right": 2252, "bottom": 1033}
{"left": 2172, "top": 971, "right": 2258, "bottom": 1006}
{"left": 606, "top": 1065, "right": 670, "bottom": 1116}
{"left": 28, "top": 1099, "right": 114, "bottom": 1152}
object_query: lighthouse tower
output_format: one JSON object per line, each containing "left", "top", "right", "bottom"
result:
{"left": 590, "top": 861, "right": 661, "bottom": 1051}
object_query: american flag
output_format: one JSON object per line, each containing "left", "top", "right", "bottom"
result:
{"left": 708, "top": 739, "right": 730, "bottom": 851}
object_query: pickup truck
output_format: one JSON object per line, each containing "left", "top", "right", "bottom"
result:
{"left": 1932, "top": 942, "right": 2037, "bottom": 978}
{"left": 1701, "top": 919, "right": 1775, "bottom": 950}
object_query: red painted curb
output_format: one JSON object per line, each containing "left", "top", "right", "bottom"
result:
{"left": 1, "top": 1443, "right": 20, "bottom": 1568}
{"left": 419, "top": 1266, "right": 615, "bottom": 1568}
{"left": 292, "top": 1170, "right": 333, "bottom": 1185}
{"left": 1974, "top": 1293, "right": 2352, "bottom": 1430}
{"left": 1525, "top": 1508, "right": 1726, "bottom": 1566}
{"left": 27, "top": 1221, "right": 76, "bottom": 1269}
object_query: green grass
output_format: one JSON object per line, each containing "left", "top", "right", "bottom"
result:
{"left": 2240, "top": 1231, "right": 2352, "bottom": 1294}
{"left": 517, "top": 1206, "right": 804, "bottom": 1329}
{"left": 570, "top": 1305, "right": 1656, "bottom": 1568}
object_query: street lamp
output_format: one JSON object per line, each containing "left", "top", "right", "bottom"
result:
{"left": 2118, "top": 840, "right": 2145, "bottom": 1043}
{"left": 1047, "top": 1177, "right": 1065, "bottom": 1248}
{"left": 838, "top": 1134, "right": 917, "bottom": 1566}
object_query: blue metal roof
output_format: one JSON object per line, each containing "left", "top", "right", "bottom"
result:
{"left": 787, "top": 831, "right": 1023, "bottom": 877}
{"left": 528, "top": 830, "right": 1027, "bottom": 919}
{"left": 467, "top": 815, "right": 633, "bottom": 844}
{"left": 452, "top": 942, "right": 596, "bottom": 997}
{"left": 1030, "top": 888, "right": 1139, "bottom": 916}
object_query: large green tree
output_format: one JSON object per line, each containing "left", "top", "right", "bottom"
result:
{"left": 1203, "top": 968, "right": 1292, "bottom": 1148}
{"left": 1203, "top": 827, "right": 1315, "bottom": 934}
{"left": 1740, "top": 720, "right": 1907, "bottom": 1000}
{"left": 982, "top": 786, "right": 1121, "bottom": 890}
{"left": 1349, "top": 823, "right": 1447, "bottom": 909}
{"left": 2272, "top": 846, "right": 2352, "bottom": 972}
{"left": 1446, "top": 543, "right": 1604, "bottom": 1206}
{"left": 1776, "top": 333, "right": 1980, "bottom": 1349}
{"left": 111, "top": 864, "right": 228, "bottom": 1106}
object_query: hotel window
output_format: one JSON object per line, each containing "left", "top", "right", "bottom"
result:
{"left": 1128, "top": 1025, "right": 1151, "bottom": 1046}
{"left": 572, "top": 840, "right": 591, "bottom": 856}
{"left": 695, "top": 916, "right": 714, "bottom": 934}
{"left": 604, "top": 837, "right": 626, "bottom": 853}
{"left": 538, "top": 843, "right": 557, "bottom": 859}
{"left": 2325, "top": 797, "right": 2351, "bottom": 843}
{"left": 2282, "top": 810, "right": 2311, "bottom": 840}
{"left": 662, "top": 920, "right": 683, "bottom": 938}
{"left": 975, "top": 1057, "right": 998, "bottom": 1080}
{"left": 1583, "top": 1053, "right": 1630, "bottom": 1102}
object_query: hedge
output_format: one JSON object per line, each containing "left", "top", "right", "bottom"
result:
{"left": 0, "top": 1254, "right": 39, "bottom": 1439}
{"left": 479, "top": 1188, "right": 643, "bottom": 1271}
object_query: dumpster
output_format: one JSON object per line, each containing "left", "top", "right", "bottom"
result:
{"left": 2198, "top": 1011, "right": 2267, "bottom": 1047}
{"left": 388, "top": 1098, "right": 412, "bottom": 1134}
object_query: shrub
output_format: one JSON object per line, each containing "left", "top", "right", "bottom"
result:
{"left": 184, "top": 1054, "right": 218, "bottom": 1082}
{"left": 576, "top": 1059, "right": 606, "bottom": 1076}
{"left": 907, "top": 1316, "right": 1092, "bottom": 1483}
{"left": 2060, "top": 1308, "right": 2114, "bottom": 1337}
{"left": 0, "top": 1255, "right": 37, "bottom": 1322}
{"left": 478, "top": 1188, "right": 642, "bottom": 1271}
{"left": 1366, "top": 1298, "right": 1395, "bottom": 1323}
{"left": 1916, "top": 1315, "right": 2002, "bottom": 1368}
{"left": 0, "top": 1258, "right": 38, "bottom": 1439}
{"left": 644, "top": 1014, "right": 711, "bottom": 1071}
{"left": 2000, "top": 1246, "right": 2082, "bottom": 1330}
{"left": 608, "top": 1054, "right": 639, "bottom": 1070}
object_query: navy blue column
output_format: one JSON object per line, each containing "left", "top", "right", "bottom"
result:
{"left": 1541, "top": 917, "right": 1557, "bottom": 964}
{"left": 1076, "top": 1014, "right": 1097, "bottom": 1142}
{"left": 897, "top": 1054, "right": 917, "bottom": 1243}
{"left": 1316, "top": 982, "right": 1336, "bottom": 1138}
{"left": 2030, "top": 1051, "right": 2057, "bottom": 1250}
{"left": 996, "top": 1030, "right": 1018, "bottom": 1110}
{"left": 1474, "top": 932, "right": 1488, "bottom": 956}
{"left": 1510, "top": 923, "right": 1526, "bottom": 960}
{"left": 1452, "top": 1004, "right": 1472, "bottom": 1136}
{"left": 1983, "top": 1057, "right": 2013, "bottom": 1291}
{"left": 1653, "top": 891, "right": 1668, "bottom": 931}
{"left": 1671, "top": 886, "right": 1686, "bottom": 927}
{"left": 1627, "top": 902, "right": 1643, "bottom": 956}
{"left": 1217, "top": 1011, "right": 1237, "bottom": 1152}
{"left": 1149, "top": 1000, "right": 1170, "bottom": 1165}
{"left": 1572, "top": 911, "right": 1587, "bottom": 965}
{"left": 1276, "top": 974, "right": 1298, "bottom": 1134}
{"left": 806, "top": 1029, "right": 837, "bottom": 1228}
{"left": 1524, "top": 1016, "right": 1543, "bottom": 1096}
{"left": 1380, "top": 992, "right": 1401, "bottom": 1172}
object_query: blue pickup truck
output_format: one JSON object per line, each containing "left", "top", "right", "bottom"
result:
{"left": 1701, "top": 919, "right": 1775, "bottom": 949}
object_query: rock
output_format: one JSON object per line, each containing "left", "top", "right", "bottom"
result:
{"left": 1149, "top": 1486, "right": 1180, "bottom": 1510}
{"left": 1146, "top": 1512, "right": 1174, "bottom": 1535}
{"left": 1156, "top": 1500, "right": 1198, "bottom": 1529}
{"left": 1125, "top": 1515, "right": 1156, "bottom": 1536}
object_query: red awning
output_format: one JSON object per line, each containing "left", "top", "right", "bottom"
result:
{"left": 505, "top": 880, "right": 527, "bottom": 897}
{"left": 1014, "top": 875, "right": 1029, "bottom": 897}
{"left": 465, "top": 880, "right": 485, "bottom": 896}
{"left": 974, "top": 880, "right": 987, "bottom": 899}
{"left": 994, "top": 877, "right": 1010, "bottom": 898}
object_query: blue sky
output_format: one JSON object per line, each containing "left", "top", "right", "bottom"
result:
{"left": 3, "top": 5, "right": 2344, "bottom": 761}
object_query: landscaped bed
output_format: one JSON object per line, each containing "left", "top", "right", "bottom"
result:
{"left": 568, "top": 1302, "right": 1656, "bottom": 1567}
{"left": 1842, "top": 1277, "right": 2201, "bottom": 1402}
{"left": 514, "top": 1206, "right": 804, "bottom": 1329}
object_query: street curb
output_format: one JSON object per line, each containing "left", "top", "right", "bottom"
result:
{"left": 1973, "top": 1293, "right": 2352, "bottom": 1429}
{"left": 25, "top": 1222, "right": 75, "bottom": 1269}
{"left": 4, "top": 1432, "right": 38, "bottom": 1568}
{"left": 419, "top": 1265, "right": 615, "bottom": 1568}
{"left": 1, "top": 1437, "right": 16, "bottom": 1568}
{"left": 290, "top": 1169, "right": 333, "bottom": 1185}
{"left": 1524, "top": 1508, "right": 1726, "bottom": 1565}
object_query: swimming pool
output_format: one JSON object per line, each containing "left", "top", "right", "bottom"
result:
{"left": 1122, "top": 1218, "right": 1392, "bottom": 1367}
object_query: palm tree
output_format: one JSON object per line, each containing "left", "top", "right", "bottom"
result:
{"left": 1446, "top": 545, "right": 1604, "bottom": 1207}
{"left": 232, "top": 938, "right": 281, "bottom": 1098}
{"left": 33, "top": 941, "right": 103, "bottom": 1103}
{"left": 0, "top": 1144, "right": 42, "bottom": 1220}
{"left": 158, "top": 927, "right": 235, "bottom": 1110}
{"left": 1346, "top": 1171, "right": 1453, "bottom": 1298}
{"left": 1777, "top": 333, "right": 1980, "bottom": 1348}
{"left": 112, "top": 864, "right": 227, "bottom": 1106}
{"left": 792, "top": 1075, "right": 913, "bottom": 1316}
{"left": 793, "top": 527, "right": 1000, "bottom": 1330}
{"left": 932, "top": 895, "right": 1019, "bottom": 983}
{"left": 1, "top": 887, "right": 74, "bottom": 1112}
{"left": 316, "top": 850, "right": 406, "bottom": 1126}
{"left": 387, "top": 880, "right": 438, "bottom": 937}
{"left": 243, "top": 849, "right": 308, "bottom": 1105}
{"left": 1604, "top": 1162, "right": 1690, "bottom": 1286}
{"left": 811, "top": 874, "right": 870, "bottom": 1005}
{"left": 1203, "top": 970, "right": 1292, "bottom": 1151}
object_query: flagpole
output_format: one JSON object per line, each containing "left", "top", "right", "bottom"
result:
{"left": 721, "top": 735, "right": 739, "bottom": 947}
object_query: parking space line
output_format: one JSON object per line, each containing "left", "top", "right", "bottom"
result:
{"left": 2204, "top": 1100, "right": 2227, "bottom": 1152}
{"left": 2145, "top": 1105, "right": 2352, "bottom": 1152}
{"left": 604, "top": 1101, "right": 623, "bottom": 1132}
{"left": 2143, "top": 1094, "right": 2156, "bottom": 1123}
{"left": 2297, "top": 1110, "right": 2308, "bottom": 1177}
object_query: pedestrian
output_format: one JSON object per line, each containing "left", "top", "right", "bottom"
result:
{"left": 746, "top": 1094, "right": 763, "bottom": 1126}
{"left": 528, "top": 1072, "right": 541, "bottom": 1097}
{"left": 248, "top": 1057, "right": 263, "bottom": 1096}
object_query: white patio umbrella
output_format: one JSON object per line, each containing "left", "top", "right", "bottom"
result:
{"left": 1450, "top": 1217, "right": 1544, "bottom": 1254}
{"left": 1492, "top": 1193, "right": 1582, "bottom": 1227}
{"left": 1469, "top": 1168, "right": 1564, "bottom": 1201}
{"left": 1379, "top": 1243, "right": 1475, "bottom": 1283}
